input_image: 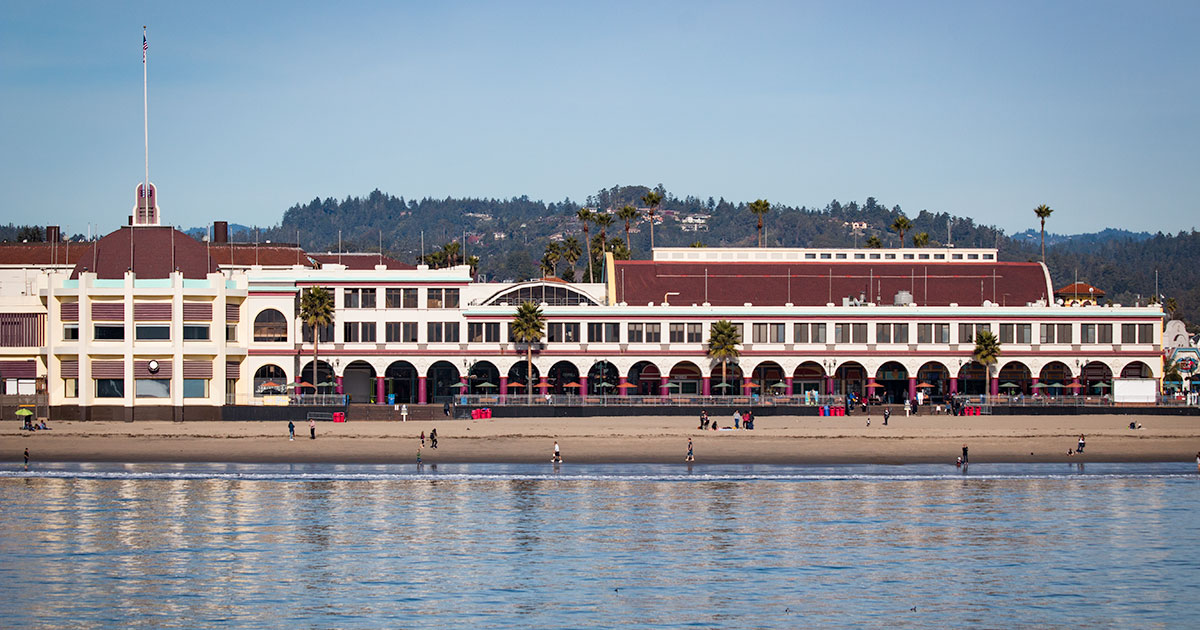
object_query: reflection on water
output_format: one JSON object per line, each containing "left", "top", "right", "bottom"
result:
{"left": 1, "top": 463, "right": 1198, "bottom": 628}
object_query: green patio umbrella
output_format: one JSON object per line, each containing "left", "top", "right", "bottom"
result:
{"left": 15, "top": 408, "right": 33, "bottom": 417}
{"left": 770, "top": 381, "right": 788, "bottom": 389}
{"left": 1000, "top": 382, "right": 1019, "bottom": 389}
{"left": 1092, "top": 382, "right": 1111, "bottom": 390}
{"left": 450, "top": 382, "right": 468, "bottom": 389}
{"left": 475, "top": 382, "right": 497, "bottom": 389}
{"left": 713, "top": 382, "right": 733, "bottom": 389}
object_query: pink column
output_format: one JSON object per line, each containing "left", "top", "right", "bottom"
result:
{"left": 867, "top": 382, "right": 877, "bottom": 400}
{"left": 949, "top": 377, "right": 958, "bottom": 394}
{"left": 1072, "top": 376, "right": 1079, "bottom": 396}
{"left": 335, "top": 375, "right": 344, "bottom": 395}
{"left": 618, "top": 376, "right": 628, "bottom": 397}
{"left": 742, "top": 381, "right": 752, "bottom": 397}
{"left": 702, "top": 376, "right": 711, "bottom": 396}
{"left": 460, "top": 376, "right": 468, "bottom": 395}
{"left": 1031, "top": 377, "right": 1039, "bottom": 396}
{"left": 417, "top": 376, "right": 427, "bottom": 404}
{"left": 538, "top": 376, "right": 549, "bottom": 396}
{"left": 825, "top": 375, "right": 834, "bottom": 396}
{"left": 499, "top": 376, "right": 508, "bottom": 404}
{"left": 661, "top": 376, "right": 670, "bottom": 399}
{"left": 785, "top": 377, "right": 794, "bottom": 397}
{"left": 580, "top": 378, "right": 589, "bottom": 397}
{"left": 990, "top": 377, "right": 1000, "bottom": 397}
{"left": 376, "top": 376, "right": 385, "bottom": 405}
{"left": 908, "top": 376, "right": 917, "bottom": 403}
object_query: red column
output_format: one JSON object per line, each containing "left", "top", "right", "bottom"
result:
{"left": 618, "top": 376, "right": 628, "bottom": 397}
{"left": 825, "top": 375, "right": 834, "bottom": 395}
{"left": 335, "top": 375, "right": 344, "bottom": 395}
{"left": 538, "top": 376, "right": 549, "bottom": 397}
{"left": 785, "top": 377, "right": 794, "bottom": 397}
{"left": 1071, "top": 376, "right": 1079, "bottom": 396}
{"left": 661, "top": 376, "right": 670, "bottom": 399}
{"left": 702, "top": 376, "right": 711, "bottom": 396}
{"left": 867, "top": 382, "right": 877, "bottom": 400}
{"left": 990, "top": 377, "right": 1000, "bottom": 397}
{"left": 417, "top": 376, "right": 427, "bottom": 404}
{"left": 908, "top": 376, "right": 917, "bottom": 403}
{"left": 949, "top": 377, "right": 958, "bottom": 394}
{"left": 1031, "top": 377, "right": 1039, "bottom": 396}
{"left": 742, "top": 381, "right": 752, "bottom": 397}
{"left": 499, "top": 376, "right": 508, "bottom": 404}
{"left": 376, "top": 376, "right": 385, "bottom": 405}
{"left": 580, "top": 378, "right": 589, "bottom": 397}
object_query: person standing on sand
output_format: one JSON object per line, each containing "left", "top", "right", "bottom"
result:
{"left": 430, "top": 428, "right": 438, "bottom": 449}
{"left": 686, "top": 437, "right": 694, "bottom": 462}
{"left": 962, "top": 444, "right": 969, "bottom": 464}
{"left": 288, "top": 420, "right": 295, "bottom": 441}
{"left": 553, "top": 441, "right": 562, "bottom": 463}
{"left": 417, "top": 445, "right": 422, "bottom": 465}
{"left": 420, "top": 431, "right": 425, "bottom": 447}
{"left": 700, "top": 410, "right": 708, "bottom": 430}
{"left": 1077, "top": 435, "right": 1086, "bottom": 454}
{"left": 309, "top": 418, "right": 316, "bottom": 440}
{"left": 733, "top": 410, "right": 741, "bottom": 429}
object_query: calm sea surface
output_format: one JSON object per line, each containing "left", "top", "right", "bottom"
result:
{"left": 1, "top": 462, "right": 1198, "bottom": 628}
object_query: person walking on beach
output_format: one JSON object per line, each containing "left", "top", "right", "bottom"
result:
{"left": 24, "top": 448, "right": 29, "bottom": 470}
{"left": 1076, "top": 435, "right": 1086, "bottom": 454}
{"left": 309, "top": 418, "right": 316, "bottom": 440}
{"left": 552, "top": 441, "right": 562, "bottom": 463}
{"left": 417, "top": 445, "right": 422, "bottom": 465}
{"left": 430, "top": 428, "right": 438, "bottom": 449}
{"left": 685, "top": 437, "right": 695, "bottom": 462}
{"left": 883, "top": 408, "right": 890, "bottom": 426}
{"left": 288, "top": 420, "right": 295, "bottom": 441}
{"left": 962, "top": 444, "right": 969, "bottom": 464}
{"left": 420, "top": 431, "right": 425, "bottom": 447}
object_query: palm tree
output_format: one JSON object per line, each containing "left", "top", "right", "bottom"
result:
{"left": 617, "top": 205, "right": 639, "bottom": 253}
{"left": 607, "top": 237, "right": 630, "bottom": 260}
{"left": 707, "top": 320, "right": 741, "bottom": 396}
{"left": 641, "top": 191, "right": 662, "bottom": 250}
{"left": 562, "top": 236, "right": 582, "bottom": 280}
{"left": 577, "top": 208, "right": 594, "bottom": 282}
{"left": 891, "top": 215, "right": 913, "bottom": 248}
{"left": 1034, "top": 204, "right": 1053, "bottom": 263}
{"left": 511, "top": 302, "right": 545, "bottom": 402}
{"left": 748, "top": 199, "right": 770, "bottom": 247}
{"left": 594, "top": 213, "right": 614, "bottom": 256}
{"left": 973, "top": 330, "right": 1001, "bottom": 398}
{"left": 299, "top": 286, "right": 335, "bottom": 392}
{"left": 543, "top": 242, "right": 562, "bottom": 277}
{"left": 865, "top": 235, "right": 883, "bottom": 248}
{"left": 1164, "top": 360, "right": 1182, "bottom": 392}
{"left": 466, "top": 255, "right": 480, "bottom": 278}
{"left": 1165, "top": 296, "right": 1179, "bottom": 320}
{"left": 442, "top": 241, "right": 461, "bottom": 267}
{"left": 689, "top": 241, "right": 706, "bottom": 248}
{"left": 912, "top": 232, "right": 930, "bottom": 248}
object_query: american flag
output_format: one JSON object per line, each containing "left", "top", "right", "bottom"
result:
{"left": 143, "top": 33, "right": 148, "bottom": 63}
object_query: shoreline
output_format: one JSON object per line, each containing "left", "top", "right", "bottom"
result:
{"left": 4, "top": 414, "right": 1198, "bottom": 466}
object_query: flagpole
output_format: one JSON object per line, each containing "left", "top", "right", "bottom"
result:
{"left": 143, "top": 25, "right": 150, "bottom": 223}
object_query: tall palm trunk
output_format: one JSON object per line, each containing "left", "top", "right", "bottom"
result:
{"left": 584, "top": 225, "right": 593, "bottom": 282}
{"left": 1040, "top": 218, "right": 1046, "bottom": 263}
{"left": 526, "top": 346, "right": 533, "bottom": 403}
{"left": 311, "top": 324, "right": 319, "bottom": 394}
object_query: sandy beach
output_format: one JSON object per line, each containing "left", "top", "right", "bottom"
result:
{"left": 4, "top": 413, "right": 1199, "bottom": 465}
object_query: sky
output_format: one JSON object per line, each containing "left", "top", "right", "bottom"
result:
{"left": 2, "top": 1, "right": 1198, "bottom": 237}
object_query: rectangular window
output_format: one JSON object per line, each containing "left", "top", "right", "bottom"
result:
{"left": 1017, "top": 324, "right": 1032, "bottom": 344}
{"left": 628, "top": 323, "right": 644, "bottom": 343}
{"left": 63, "top": 324, "right": 79, "bottom": 341}
{"left": 834, "top": 323, "right": 850, "bottom": 344}
{"left": 1138, "top": 323, "right": 1154, "bottom": 344}
{"left": 877, "top": 323, "right": 891, "bottom": 344}
{"left": 361, "top": 322, "right": 376, "bottom": 343}
{"left": 344, "top": 322, "right": 359, "bottom": 342}
{"left": 1057, "top": 324, "right": 1072, "bottom": 344}
{"left": 753, "top": 323, "right": 769, "bottom": 343}
{"left": 94, "top": 325, "right": 124, "bottom": 341}
{"left": 361, "top": 289, "right": 376, "bottom": 309}
{"left": 670, "top": 323, "right": 685, "bottom": 343}
{"left": 428, "top": 321, "right": 443, "bottom": 342}
{"left": 444, "top": 322, "right": 459, "bottom": 342}
{"left": 403, "top": 288, "right": 417, "bottom": 308}
{"left": 64, "top": 378, "right": 78, "bottom": 398}
{"left": 811, "top": 323, "right": 826, "bottom": 343}
{"left": 344, "top": 289, "right": 361, "bottom": 309}
{"left": 959, "top": 323, "right": 973, "bottom": 344}
{"left": 135, "top": 379, "right": 170, "bottom": 398}
{"left": 918, "top": 323, "right": 932, "bottom": 344}
{"left": 485, "top": 322, "right": 500, "bottom": 342}
{"left": 444, "top": 289, "right": 460, "bottom": 309}
{"left": 646, "top": 323, "right": 662, "bottom": 343}
{"left": 427, "top": 288, "right": 443, "bottom": 309}
{"left": 302, "top": 323, "right": 334, "bottom": 343}
{"left": 770, "top": 323, "right": 785, "bottom": 343}
{"left": 386, "top": 322, "right": 403, "bottom": 343}
{"left": 183, "top": 325, "right": 210, "bottom": 341}
{"left": 935, "top": 324, "right": 950, "bottom": 344}
{"left": 1040, "top": 323, "right": 1055, "bottom": 344}
{"left": 95, "top": 378, "right": 124, "bottom": 398}
{"left": 604, "top": 323, "right": 620, "bottom": 342}
{"left": 1082, "top": 324, "right": 1096, "bottom": 344}
{"left": 999, "top": 323, "right": 1014, "bottom": 344}
{"left": 402, "top": 322, "right": 418, "bottom": 343}
{"left": 226, "top": 324, "right": 237, "bottom": 342}
{"left": 852, "top": 323, "right": 867, "bottom": 343}
{"left": 469, "top": 322, "right": 486, "bottom": 343}
{"left": 686, "top": 323, "right": 702, "bottom": 343}
{"left": 794, "top": 323, "right": 809, "bottom": 343}
{"left": 1098, "top": 323, "right": 1112, "bottom": 343}
{"left": 386, "top": 288, "right": 403, "bottom": 308}
{"left": 893, "top": 324, "right": 909, "bottom": 344}
{"left": 547, "top": 323, "right": 561, "bottom": 342}
{"left": 135, "top": 325, "right": 170, "bottom": 341}
{"left": 732, "top": 323, "right": 744, "bottom": 342}
{"left": 183, "top": 379, "right": 209, "bottom": 398}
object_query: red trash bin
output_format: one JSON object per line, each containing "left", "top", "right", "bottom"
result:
{"left": 332, "top": 412, "right": 346, "bottom": 423}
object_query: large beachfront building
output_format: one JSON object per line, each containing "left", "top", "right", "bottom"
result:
{"left": 0, "top": 190, "right": 1166, "bottom": 420}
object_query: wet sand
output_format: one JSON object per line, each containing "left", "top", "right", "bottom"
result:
{"left": 4, "top": 413, "right": 1199, "bottom": 465}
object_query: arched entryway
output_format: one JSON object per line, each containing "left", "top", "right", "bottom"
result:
{"left": 711, "top": 363, "right": 743, "bottom": 396}
{"left": 834, "top": 362, "right": 866, "bottom": 398}
{"left": 748, "top": 361, "right": 785, "bottom": 397}
{"left": 467, "top": 361, "right": 500, "bottom": 395}
{"left": 1120, "top": 361, "right": 1152, "bottom": 378}
{"left": 1039, "top": 361, "right": 1072, "bottom": 396}
{"left": 298, "top": 360, "right": 333, "bottom": 391}
{"left": 628, "top": 361, "right": 660, "bottom": 396}
{"left": 668, "top": 361, "right": 703, "bottom": 395}
{"left": 253, "top": 364, "right": 287, "bottom": 396}
{"left": 957, "top": 361, "right": 987, "bottom": 395}
{"left": 587, "top": 361, "right": 619, "bottom": 395}
{"left": 998, "top": 361, "right": 1032, "bottom": 396}
{"left": 917, "top": 361, "right": 950, "bottom": 401}
{"left": 385, "top": 360, "right": 418, "bottom": 403}
{"left": 1081, "top": 361, "right": 1113, "bottom": 395}
{"left": 342, "top": 360, "right": 376, "bottom": 403}
{"left": 792, "top": 362, "right": 825, "bottom": 396}
{"left": 426, "top": 361, "right": 461, "bottom": 403}
{"left": 507, "top": 362, "right": 540, "bottom": 398}
{"left": 874, "top": 361, "right": 908, "bottom": 403}
{"left": 548, "top": 360, "right": 581, "bottom": 395}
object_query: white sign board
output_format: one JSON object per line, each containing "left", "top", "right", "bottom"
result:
{"left": 1113, "top": 378, "right": 1157, "bottom": 404}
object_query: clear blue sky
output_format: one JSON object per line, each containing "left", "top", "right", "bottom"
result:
{"left": 3, "top": 1, "right": 1198, "bottom": 236}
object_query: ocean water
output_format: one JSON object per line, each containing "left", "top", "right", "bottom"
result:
{"left": 1, "top": 462, "right": 1198, "bottom": 628}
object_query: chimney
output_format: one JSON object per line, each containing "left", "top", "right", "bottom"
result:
{"left": 214, "top": 221, "right": 229, "bottom": 243}
{"left": 46, "top": 226, "right": 60, "bottom": 242}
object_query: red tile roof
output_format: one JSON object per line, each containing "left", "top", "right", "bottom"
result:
{"left": 205, "top": 243, "right": 316, "bottom": 267}
{"left": 69, "top": 226, "right": 220, "bottom": 279}
{"left": 1054, "top": 282, "right": 1105, "bottom": 298}
{"left": 311, "top": 253, "right": 415, "bottom": 270}
{"left": 612, "top": 260, "right": 1051, "bottom": 307}
{"left": 0, "top": 242, "right": 88, "bottom": 266}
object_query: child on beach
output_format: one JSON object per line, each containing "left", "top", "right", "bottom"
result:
{"left": 420, "top": 431, "right": 425, "bottom": 447}
{"left": 552, "top": 441, "right": 562, "bottom": 463}
{"left": 685, "top": 438, "right": 694, "bottom": 462}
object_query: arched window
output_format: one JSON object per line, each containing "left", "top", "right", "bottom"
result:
{"left": 481, "top": 282, "right": 599, "bottom": 306}
{"left": 253, "top": 309, "right": 288, "bottom": 342}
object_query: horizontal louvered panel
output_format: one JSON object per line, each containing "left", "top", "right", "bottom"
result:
{"left": 182, "top": 302, "right": 212, "bottom": 321}
{"left": 225, "top": 361, "right": 241, "bottom": 379}
{"left": 60, "top": 359, "right": 79, "bottom": 378}
{"left": 225, "top": 302, "right": 240, "bottom": 322}
{"left": 183, "top": 361, "right": 212, "bottom": 378}
{"left": 134, "top": 360, "right": 172, "bottom": 378}
{"left": 0, "top": 359, "right": 36, "bottom": 378}
{"left": 91, "top": 302, "right": 125, "bottom": 321}
{"left": 134, "top": 302, "right": 173, "bottom": 321}
{"left": 61, "top": 302, "right": 79, "bottom": 321}
{"left": 90, "top": 361, "right": 124, "bottom": 378}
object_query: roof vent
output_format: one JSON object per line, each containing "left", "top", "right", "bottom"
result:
{"left": 894, "top": 290, "right": 913, "bottom": 306}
